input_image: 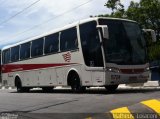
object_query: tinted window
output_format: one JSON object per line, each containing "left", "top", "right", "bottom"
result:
{"left": 3, "top": 49, "right": 10, "bottom": 64}
{"left": 80, "top": 21, "right": 103, "bottom": 67}
{"left": 20, "top": 42, "right": 31, "bottom": 60}
{"left": 31, "top": 38, "right": 44, "bottom": 57}
{"left": 60, "top": 27, "right": 78, "bottom": 52}
{"left": 45, "top": 33, "right": 59, "bottom": 54}
{"left": 11, "top": 46, "right": 20, "bottom": 62}
{"left": 99, "top": 19, "right": 146, "bottom": 65}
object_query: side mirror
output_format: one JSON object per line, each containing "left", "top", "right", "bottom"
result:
{"left": 151, "top": 30, "right": 157, "bottom": 42}
{"left": 143, "top": 29, "right": 157, "bottom": 42}
{"left": 97, "top": 25, "right": 109, "bottom": 40}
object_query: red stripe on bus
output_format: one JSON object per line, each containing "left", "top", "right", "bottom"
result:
{"left": 2, "top": 63, "right": 76, "bottom": 73}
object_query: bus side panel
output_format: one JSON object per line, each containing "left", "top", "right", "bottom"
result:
{"left": 55, "top": 67, "right": 65, "bottom": 86}
{"left": 20, "top": 68, "right": 58, "bottom": 87}
{"left": 13, "top": 68, "right": 57, "bottom": 87}
{"left": 91, "top": 71, "right": 105, "bottom": 86}
{"left": 2, "top": 73, "right": 13, "bottom": 87}
{"left": 38, "top": 68, "right": 56, "bottom": 86}
{"left": 81, "top": 66, "right": 92, "bottom": 86}
{"left": 18, "top": 70, "right": 38, "bottom": 87}
{"left": 49, "top": 68, "right": 58, "bottom": 86}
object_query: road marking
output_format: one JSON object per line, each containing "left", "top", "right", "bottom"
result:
{"left": 141, "top": 99, "right": 160, "bottom": 116}
{"left": 110, "top": 107, "right": 134, "bottom": 119}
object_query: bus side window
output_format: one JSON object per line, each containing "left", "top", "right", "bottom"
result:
{"left": 75, "top": 38, "right": 78, "bottom": 48}
{"left": 20, "top": 42, "right": 31, "bottom": 60}
{"left": 24, "top": 51, "right": 28, "bottom": 58}
{"left": 11, "top": 46, "right": 20, "bottom": 62}
{"left": 3, "top": 49, "right": 10, "bottom": 64}
{"left": 44, "top": 33, "right": 59, "bottom": 54}
{"left": 35, "top": 48, "right": 40, "bottom": 56}
{"left": 60, "top": 27, "right": 78, "bottom": 52}
{"left": 31, "top": 38, "right": 43, "bottom": 57}
{"left": 49, "top": 45, "right": 53, "bottom": 53}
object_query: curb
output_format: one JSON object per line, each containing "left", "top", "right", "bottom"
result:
{"left": 125, "top": 81, "right": 160, "bottom": 88}
{"left": 0, "top": 86, "right": 16, "bottom": 90}
{"left": 144, "top": 81, "right": 159, "bottom": 87}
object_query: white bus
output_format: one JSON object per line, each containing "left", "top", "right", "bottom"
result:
{"left": 1, "top": 17, "right": 153, "bottom": 92}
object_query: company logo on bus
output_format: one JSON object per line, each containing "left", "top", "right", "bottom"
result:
{"left": 62, "top": 52, "right": 71, "bottom": 62}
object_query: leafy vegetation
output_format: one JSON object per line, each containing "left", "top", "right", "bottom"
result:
{"left": 96, "top": 0, "right": 160, "bottom": 61}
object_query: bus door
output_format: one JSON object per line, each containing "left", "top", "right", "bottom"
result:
{"left": 80, "top": 21, "right": 105, "bottom": 86}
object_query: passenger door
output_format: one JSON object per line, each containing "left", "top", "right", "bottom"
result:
{"left": 79, "top": 21, "right": 105, "bottom": 85}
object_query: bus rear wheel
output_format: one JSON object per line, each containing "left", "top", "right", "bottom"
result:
{"left": 16, "top": 80, "right": 22, "bottom": 92}
{"left": 105, "top": 85, "right": 119, "bottom": 92}
{"left": 16, "top": 81, "right": 30, "bottom": 93}
{"left": 16, "top": 79, "right": 29, "bottom": 93}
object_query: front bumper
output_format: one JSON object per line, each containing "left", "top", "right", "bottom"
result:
{"left": 105, "top": 71, "right": 150, "bottom": 85}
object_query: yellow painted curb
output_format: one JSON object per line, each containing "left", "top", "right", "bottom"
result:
{"left": 110, "top": 107, "right": 134, "bottom": 119}
{"left": 141, "top": 99, "right": 160, "bottom": 116}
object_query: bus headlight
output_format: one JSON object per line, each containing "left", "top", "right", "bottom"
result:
{"left": 106, "top": 67, "right": 120, "bottom": 73}
{"left": 144, "top": 67, "right": 150, "bottom": 72}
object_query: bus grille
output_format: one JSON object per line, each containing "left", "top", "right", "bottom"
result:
{"left": 120, "top": 69, "right": 144, "bottom": 74}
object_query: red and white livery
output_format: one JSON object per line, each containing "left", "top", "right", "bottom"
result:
{"left": 1, "top": 17, "right": 151, "bottom": 92}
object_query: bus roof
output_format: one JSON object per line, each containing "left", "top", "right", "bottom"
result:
{"left": 2, "top": 17, "right": 136, "bottom": 51}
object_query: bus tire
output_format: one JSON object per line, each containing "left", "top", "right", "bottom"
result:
{"left": 15, "top": 77, "right": 22, "bottom": 92}
{"left": 69, "top": 73, "right": 85, "bottom": 93}
{"left": 105, "top": 85, "right": 118, "bottom": 92}
{"left": 15, "top": 77, "right": 29, "bottom": 93}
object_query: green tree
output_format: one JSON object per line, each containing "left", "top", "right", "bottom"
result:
{"left": 125, "top": 1, "right": 142, "bottom": 24}
{"left": 140, "top": 0, "right": 160, "bottom": 30}
{"left": 126, "top": 0, "right": 160, "bottom": 31}
{"left": 104, "top": 0, "right": 124, "bottom": 16}
{"left": 126, "top": 0, "right": 160, "bottom": 61}
{"left": 103, "top": 0, "right": 160, "bottom": 31}
{"left": 102, "top": 0, "right": 160, "bottom": 61}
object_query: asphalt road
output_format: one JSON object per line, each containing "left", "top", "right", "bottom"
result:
{"left": 0, "top": 87, "right": 160, "bottom": 119}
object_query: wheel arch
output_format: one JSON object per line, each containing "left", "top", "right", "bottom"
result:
{"left": 67, "top": 68, "right": 82, "bottom": 86}
{"left": 14, "top": 74, "right": 21, "bottom": 87}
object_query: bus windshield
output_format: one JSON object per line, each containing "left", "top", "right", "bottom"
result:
{"left": 99, "top": 19, "right": 146, "bottom": 65}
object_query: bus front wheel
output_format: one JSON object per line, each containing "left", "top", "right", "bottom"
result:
{"left": 105, "top": 85, "right": 119, "bottom": 92}
{"left": 70, "top": 74, "right": 86, "bottom": 93}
